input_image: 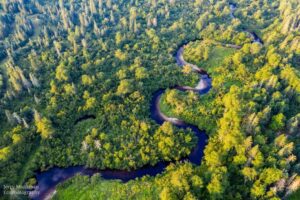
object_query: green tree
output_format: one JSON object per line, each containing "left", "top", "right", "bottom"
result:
{"left": 270, "top": 113, "right": 286, "bottom": 131}
{"left": 0, "top": 147, "right": 11, "bottom": 161}
{"left": 268, "top": 53, "right": 281, "bottom": 67}
{"left": 117, "top": 79, "right": 133, "bottom": 95}
{"left": 35, "top": 117, "right": 54, "bottom": 139}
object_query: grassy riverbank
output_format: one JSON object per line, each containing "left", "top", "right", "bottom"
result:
{"left": 54, "top": 175, "right": 158, "bottom": 200}
{"left": 183, "top": 40, "right": 237, "bottom": 72}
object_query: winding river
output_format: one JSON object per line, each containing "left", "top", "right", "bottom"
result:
{"left": 29, "top": 44, "right": 211, "bottom": 200}
{"left": 29, "top": 3, "right": 263, "bottom": 200}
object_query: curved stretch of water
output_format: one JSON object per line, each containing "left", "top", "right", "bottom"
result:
{"left": 29, "top": 4, "right": 263, "bottom": 200}
{"left": 29, "top": 43, "right": 211, "bottom": 200}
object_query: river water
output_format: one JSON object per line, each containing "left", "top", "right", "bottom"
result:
{"left": 29, "top": 45, "right": 211, "bottom": 200}
{"left": 29, "top": 3, "right": 263, "bottom": 199}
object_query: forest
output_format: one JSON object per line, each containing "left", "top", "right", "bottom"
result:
{"left": 0, "top": 0, "right": 300, "bottom": 199}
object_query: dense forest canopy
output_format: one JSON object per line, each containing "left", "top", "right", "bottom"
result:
{"left": 0, "top": 0, "right": 300, "bottom": 199}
